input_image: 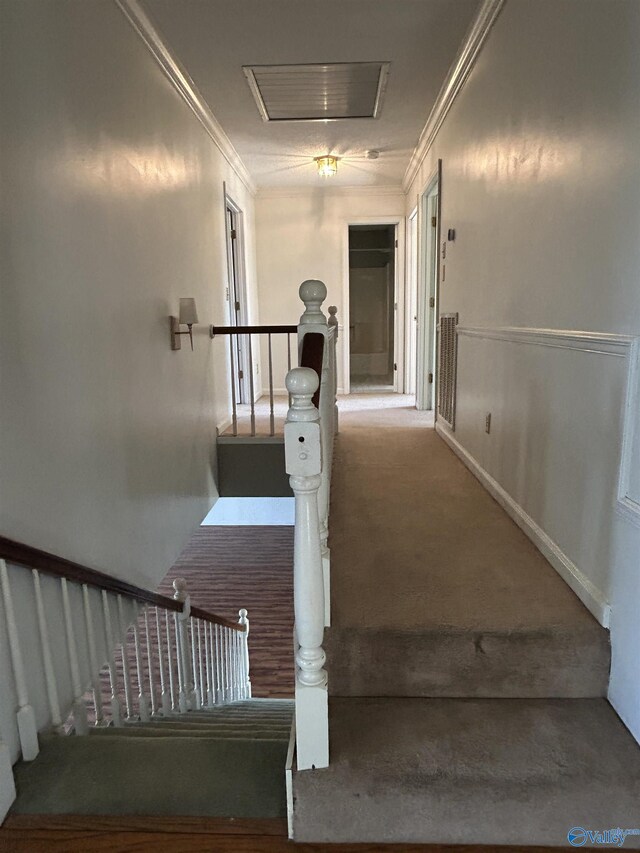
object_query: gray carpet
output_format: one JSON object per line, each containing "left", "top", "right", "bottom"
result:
{"left": 11, "top": 700, "right": 293, "bottom": 818}
{"left": 327, "top": 397, "right": 609, "bottom": 696}
{"left": 293, "top": 697, "right": 640, "bottom": 847}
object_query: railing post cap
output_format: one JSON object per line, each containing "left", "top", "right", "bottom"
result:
{"left": 173, "top": 578, "right": 188, "bottom": 599}
{"left": 286, "top": 366, "right": 319, "bottom": 397}
{"left": 328, "top": 305, "right": 337, "bottom": 316}
{"left": 299, "top": 279, "right": 327, "bottom": 304}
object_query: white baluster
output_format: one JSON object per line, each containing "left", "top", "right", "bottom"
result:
{"left": 101, "top": 591, "right": 122, "bottom": 726}
{"left": 204, "top": 621, "right": 214, "bottom": 706}
{"left": 197, "top": 619, "right": 205, "bottom": 709}
{"left": 82, "top": 585, "right": 103, "bottom": 726}
{"left": 116, "top": 596, "right": 134, "bottom": 719}
{"left": 61, "top": 578, "right": 88, "bottom": 735}
{"left": 144, "top": 608, "right": 157, "bottom": 716}
{"left": 0, "top": 736, "right": 16, "bottom": 822}
{"left": 328, "top": 305, "right": 340, "bottom": 435}
{"left": 239, "top": 609, "right": 252, "bottom": 699}
{"left": 225, "top": 627, "right": 232, "bottom": 702}
{"left": 132, "top": 609, "right": 150, "bottom": 722}
{"left": 173, "top": 579, "right": 194, "bottom": 711}
{"left": 190, "top": 618, "right": 201, "bottom": 709}
{"left": 32, "top": 571, "right": 62, "bottom": 731}
{"left": 0, "top": 560, "right": 38, "bottom": 760}
{"left": 214, "top": 623, "right": 222, "bottom": 705}
{"left": 285, "top": 367, "right": 329, "bottom": 770}
{"left": 174, "top": 612, "right": 187, "bottom": 713}
{"left": 156, "top": 608, "right": 171, "bottom": 715}
{"left": 232, "top": 629, "right": 239, "bottom": 702}
{"left": 164, "top": 609, "right": 177, "bottom": 712}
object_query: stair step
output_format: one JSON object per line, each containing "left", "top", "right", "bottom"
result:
{"left": 326, "top": 625, "right": 610, "bottom": 698}
{"left": 293, "top": 697, "right": 640, "bottom": 846}
{"left": 88, "top": 726, "right": 288, "bottom": 741}
{"left": 12, "top": 735, "right": 289, "bottom": 818}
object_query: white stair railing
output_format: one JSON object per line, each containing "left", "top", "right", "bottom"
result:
{"left": 285, "top": 280, "right": 338, "bottom": 771}
{"left": 0, "top": 546, "right": 251, "bottom": 822}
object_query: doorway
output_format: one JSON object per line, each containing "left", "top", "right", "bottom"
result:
{"left": 348, "top": 224, "right": 397, "bottom": 392}
{"left": 224, "top": 189, "right": 249, "bottom": 404}
{"left": 416, "top": 170, "right": 440, "bottom": 411}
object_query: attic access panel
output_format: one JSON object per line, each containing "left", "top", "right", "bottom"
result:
{"left": 243, "top": 62, "right": 390, "bottom": 122}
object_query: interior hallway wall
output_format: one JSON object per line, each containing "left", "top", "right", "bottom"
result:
{"left": 406, "top": 0, "right": 640, "bottom": 742}
{"left": 255, "top": 189, "right": 406, "bottom": 392}
{"left": 0, "top": 0, "right": 258, "bottom": 593}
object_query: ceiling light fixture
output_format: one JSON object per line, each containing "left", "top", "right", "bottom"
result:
{"left": 315, "top": 155, "right": 338, "bottom": 177}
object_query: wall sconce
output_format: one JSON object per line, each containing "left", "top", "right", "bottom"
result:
{"left": 314, "top": 155, "right": 338, "bottom": 177}
{"left": 170, "top": 298, "right": 199, "bottom": 350}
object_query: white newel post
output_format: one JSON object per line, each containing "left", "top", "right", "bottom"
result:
{"left": 239, "top": 609, "right": 252, "bottom": 699}
{"left": 285, "top": 367, "right": 329, "bottom": 771}
{"left": 298, "top": 280, "right": 331, "bottom": 627}
{"left": 173, "top": 578, "right": 194, "bottom": 711}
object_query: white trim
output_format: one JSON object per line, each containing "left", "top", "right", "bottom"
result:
{"left": 457, "top": 325, "right": 635, "bottom": 357}
{"left": 256, "top": 185, "right": 404, "bottom": 199}
{"left": 617, "top": 338, "right": 640, "bottom": 527}
{"left": 435, "top": 422, "right": 611, "bottom": 628}
{"left": 402, "top": 0, "right": 505, "bottom": 192}
{"left": 115, "top": 0, "right": 256, "bottom": 195}
{"left": 285, "top": 719, "right": 296, "bottom": 839}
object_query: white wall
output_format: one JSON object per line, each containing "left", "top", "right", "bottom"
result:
{"left": 0, "top": 0, "right": 257, "bottom": 595}
{"left": 406, "top": 0, "right": 640, "bottom": 741}
{"left": 255, "top": 189, "right": 406, "bottom": 392}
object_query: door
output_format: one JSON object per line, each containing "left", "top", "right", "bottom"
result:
{"left": 225, "top": 198, "right": 249, "bottom": 404}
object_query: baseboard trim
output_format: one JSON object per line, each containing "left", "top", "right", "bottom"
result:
{"left": 435, "top": 422, "right": 611, "bottom": 628}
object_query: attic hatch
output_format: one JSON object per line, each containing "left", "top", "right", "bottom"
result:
{"left": 243, "top": 62, "right": 390, "bottom": 122}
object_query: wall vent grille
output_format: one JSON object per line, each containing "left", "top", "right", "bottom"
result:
{"left": 438, "top": 313, "right": 459, "bottom": 429}
{"left": 243, "top": 62, "right": 390, "bottom": 122}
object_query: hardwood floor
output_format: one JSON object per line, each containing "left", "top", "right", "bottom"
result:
{"left": 0, "top": 815, "right": 573, "bottom": 852}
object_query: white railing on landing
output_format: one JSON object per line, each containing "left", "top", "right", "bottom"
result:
{"left": 0, "top": 545, "right": 250, "bottom": 820}
{"left": 285, "top": 280, "right": 338, "bottom": 770}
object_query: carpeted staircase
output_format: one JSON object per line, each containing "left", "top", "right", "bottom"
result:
{"left": 293, "top": 397, "right": 640, "bottom": 846}
{"left": 10, "top": 700, "right": 293, "bottom": 819}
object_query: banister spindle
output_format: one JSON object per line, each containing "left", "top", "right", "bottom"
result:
{"left": 0, "top": 560, "right": 39, "bottom": 759}
{"left": 239, "top": 609, "right": 251, "bottom": 699}
{"left": 116, "top": 596, "right": 134, "bottom": 719}
{"left": 61, "top": 578, "right": 88, "bottom": 735}
{"left": 285, "top": 366, "right": 328, "bottom": 770}
{"left": 173, "top": 578, "right": 194, "bottom": 711}
{"left": 82, "top": 585, "right": 103, "bottom": 726}
{"left": 101, "top": 591, "right": 122, "bottom": 726}
{"left": 196, "top": 619, "right": 205, "bottom": 709}
{"left": 33, "top": 571, "right": 62, "bottom": 731}
{"left": 247, "top": 333, "right": 256, "bottom": 437}
{"left": 144, "top": 608, "right": 157, "bottom": 716}
{"left": 229, "top": 335, "right": 238, "bottom": 436}
{"left": 132, "top": 608, "right": 150, "bottom": 722}
{"left": 204, "top": 621, "right": 214, "bottom": 706}
{"left": 268, "top": 332, "right": 275, "bottom": 436}
{"left": 328, "top": 306, "right": 339, "bottom": 435}
{"left": 190, "top": 618, "right": 201, "bottom": 709}
{"left": 214, "top": 623, "right": 222, "bottom": 705}
{"left": 164, "top": 609, "right": 177, "bottom": 711}
{"left": 155, "top": 607, "right": 171, "bottom": 715}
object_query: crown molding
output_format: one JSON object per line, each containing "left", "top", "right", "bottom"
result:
{"left": 115, "top": 0, "right": 256, "bottom": 195}
{"left": 256, "top": 184, "right": 404, "bottom": 200}
{"left": 402, "top": 0, "right": 506, "bottom": 193}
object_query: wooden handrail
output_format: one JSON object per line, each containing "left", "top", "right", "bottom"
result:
{"left": 210, "top": 324, "right": 297, "bottom": 337}
{"left": 0, "top": 535, "right": 245, "bottom": 632}
{"left": 300, "top": 332, "right": 325, "bottom": 409}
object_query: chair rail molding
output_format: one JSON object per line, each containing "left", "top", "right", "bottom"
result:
{"left": 402, "top": 0, "right": 506, "bottom": 193}
{"left": 114, "top": 0, "right": 256, "bottom": 195}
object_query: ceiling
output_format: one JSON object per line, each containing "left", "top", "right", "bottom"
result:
{"left": 144, "top": 0, "right": 481, "bottom": 189}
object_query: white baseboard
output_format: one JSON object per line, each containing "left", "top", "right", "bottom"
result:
{"left": 435, "top": 422, "right": 611, "bottom": 628}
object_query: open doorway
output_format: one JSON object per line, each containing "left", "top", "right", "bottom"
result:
{"left": 224, "top": 188, "right": 249, "bottom": 403}
{"left": 348, "top": 224, "right": 397, "bottom": 392}
{"left": 416, "top": 167, "right": 441, "bottom": 411}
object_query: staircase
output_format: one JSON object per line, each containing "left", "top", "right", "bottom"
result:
{"left": 10, "top": 700, "right": 293, "bottom": 818}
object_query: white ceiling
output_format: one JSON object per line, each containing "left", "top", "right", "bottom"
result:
{"left": 144, "top": 0, "right": 481, "bottom": 189}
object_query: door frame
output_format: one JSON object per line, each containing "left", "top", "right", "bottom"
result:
{"left": 405, "top": 204, "right": 419, "bottom": 395}
{"left": 223, "top": 184, "right": 250, "bottom": 403}
{"left": 342, "top": 215, "right": 406, "bottom": 395}
{"left": 416, "top": 164, "right": 442, "bottom": 411}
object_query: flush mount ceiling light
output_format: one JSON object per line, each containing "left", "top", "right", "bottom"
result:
{"left": 243, "top": 62, "right": 390, "bottom": 122}
{"left": 315, "top": 155, "right": 339, "bottom": 177}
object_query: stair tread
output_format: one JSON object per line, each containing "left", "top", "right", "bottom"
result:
{"left": 293, "top": 697, "right": 640, "bottom": 846}
{"left": 88, "top": 727, "right": 289, "bottom": 740}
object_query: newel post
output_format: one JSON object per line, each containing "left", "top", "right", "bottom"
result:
{"left": 173, "top": 578, "right": 195, "bottom": 712}
{"left": 238, "top": 609, "right": 252, "bottom": 699}
{"left": 285, "top": 367, "right": 329, "bottom": 770}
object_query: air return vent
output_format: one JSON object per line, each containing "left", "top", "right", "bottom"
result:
{"left": 243, "top": 62, "right": 389, "bottom": 122}
{"left": 438, "top": 313, "right": 459, "bottom": 429}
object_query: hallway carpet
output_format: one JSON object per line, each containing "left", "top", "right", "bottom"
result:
{"left": 325, "top": 396, "right": 609, "bottom": 697}
{"left": 158, "top": 526, "right": 294, "bottom": 698}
